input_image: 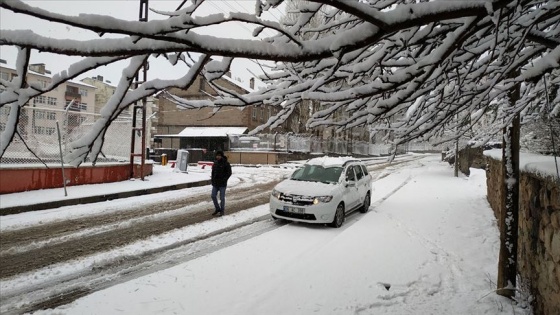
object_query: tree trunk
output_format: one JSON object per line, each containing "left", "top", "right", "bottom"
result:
{"left": 497, "top": 90, "right": 521, "bottom": 297}
{"left": 454, "top": 140, "right": 459, "bottom": 177}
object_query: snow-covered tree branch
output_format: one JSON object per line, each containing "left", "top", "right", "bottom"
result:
{"left": 0, "top": 0, "right": 558, "bottom": 165}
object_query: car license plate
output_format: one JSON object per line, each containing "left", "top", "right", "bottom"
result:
{"left": 283, "top": 206, "right": 304, "bottom": 214}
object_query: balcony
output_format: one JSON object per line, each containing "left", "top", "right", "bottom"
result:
{"left": 65, "top": 90, "right": 82, "bottom": 99}
{"left": 65, "top": 86, "right": 82, "bottom": 100}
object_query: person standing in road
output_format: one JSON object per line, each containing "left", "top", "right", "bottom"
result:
{"left": 211, "top": 151, "right": 232, "bottom": 216}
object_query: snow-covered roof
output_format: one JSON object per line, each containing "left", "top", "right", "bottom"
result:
{"left": 238, "top": 136, "right": 260, "bottom": 142}
{"left": 0, "top": 64, "right": 96, "bottom": 89}
{"left": 220, "top": 75, "right": 255, "bottom": 93}
{"left": 484, "top": 149, "right": 560, "bottom": 179}
{"left": 306, "top": 156, "right": 359, "bottom": 168}
{"left": 156, "top": 126, "right": 247, "bottom": 138}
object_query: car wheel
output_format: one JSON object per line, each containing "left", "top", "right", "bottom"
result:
{"left": 360, "top": 192, "right": 371, "bottom": 213}
{"left": 330, "top": 203, "right": 345, "bottom": 228}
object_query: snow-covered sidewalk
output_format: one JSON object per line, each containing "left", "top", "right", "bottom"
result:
{"left": 33, "top": 155, "right": 528, "bottom": 315}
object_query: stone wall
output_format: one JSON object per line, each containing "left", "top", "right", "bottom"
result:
{"left": 458, "top": 146, "right": 487, "bottom": 176}
{"left": 486, "top": 157, "right": 560, "bottom": 315}
{"left": 444, "top": 145, "right": 488, "bottom": 176}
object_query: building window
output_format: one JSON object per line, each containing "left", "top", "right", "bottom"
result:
{"left": 46, "top": 127, "right": 55, "bottom": 135}
{"left": 252, "top": 107, "right": 257, "bottom": 121}
{"left": 38, "top": 80, "right": 48, "bottom": 88}
{"left": 79, "top": 88, "right": 88, "bottom": 96}
{"left": 0, "top": 71, "right": 10, "bottom": 81}
{"left": 0, "top": 123, "right": 5, "bottom": 131}
{"left": 34, "top": 95, "right": 46, "bottom": 104}
{"left": 33, "top": 126, "right": 45, "bottom": 134}
{"left": 260, "top": 107, "right": 265, "bottom": 122}
{"left": 0, "top": 107, "right": 10, "bottom": 116}
{"left": 34, "top": 110, "right": 46, "bottom": 119}
{"left": 199, "top": 77, "right": 206, "bottom": 91}
{"left": 65, "top": 100, "right": 87, "bottom": 111}
{"left": 47, "top": 97, "right": 57, "bottom": 106}
{"left": 46, "top": 112, "right": 56, "bottom": 120}
{"left": 80, "top": 116, "right": 87, "bottom": 124}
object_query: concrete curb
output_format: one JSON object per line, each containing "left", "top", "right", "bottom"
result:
{"left": 0, "top": 180, "right": 212, "bottom": 216}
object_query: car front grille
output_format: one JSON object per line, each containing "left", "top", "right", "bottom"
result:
{"left": 275, "top": 210, "right": 317, "bottom": 220}
{"left": 279, "top": 194, "right": 314, "bottom": 206}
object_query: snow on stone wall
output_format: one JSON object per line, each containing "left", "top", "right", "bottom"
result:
{"left": 485, "top": 155, "right": 560, "bottom": 315}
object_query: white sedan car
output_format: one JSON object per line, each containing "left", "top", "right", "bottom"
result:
{"left": 270, "top": 156, "right": 372, "bottom": 228}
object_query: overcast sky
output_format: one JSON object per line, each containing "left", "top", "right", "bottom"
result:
{"left": 0, "top": 0, "right": 285, "bottom": 87}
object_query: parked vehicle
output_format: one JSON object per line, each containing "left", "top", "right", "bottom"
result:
{"left": 270, "top": 156, "right": 372, "bottom": 228}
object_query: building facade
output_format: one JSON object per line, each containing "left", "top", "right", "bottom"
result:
{"left": 81, "top": 75, "right": 119, "bottom": 115}
{"left": 155, "top": 74, "right": 291, "bottom": 151}
{"left": 0, "top": 62, "right": 96, "bottom": 150}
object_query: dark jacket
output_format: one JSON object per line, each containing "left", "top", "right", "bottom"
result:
{"left": 211, "top": 156, "right": 232, "bottom": 187}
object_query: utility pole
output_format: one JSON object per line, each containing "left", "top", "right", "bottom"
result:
{"left": 129, "top": 0, "right": 149, "bottom": 180}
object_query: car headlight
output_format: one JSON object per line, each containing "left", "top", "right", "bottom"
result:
{"left": 271, "top": 189, "right": 282, "bottom": 199}
{"left": 313, "top": 196, "right": 333, "bottom": 204}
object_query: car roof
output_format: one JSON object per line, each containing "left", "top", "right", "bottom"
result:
{"left": 306, "top": 156, "right": 362, "bottom": 168}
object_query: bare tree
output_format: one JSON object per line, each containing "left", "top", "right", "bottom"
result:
{"left": 0, "top": 0, "right": 558, "bottom": 166}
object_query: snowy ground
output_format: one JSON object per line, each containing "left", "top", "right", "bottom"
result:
{"left": 16, "top": 154, "right": 528, "bottom": 315}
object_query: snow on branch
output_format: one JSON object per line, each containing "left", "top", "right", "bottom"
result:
{"left": 1, "top": 0, "right": 559, "bottom": 162}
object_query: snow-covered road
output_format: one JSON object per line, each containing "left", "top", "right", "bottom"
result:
{"left": 1, "top": 154, "right": 528, "bottom": 314}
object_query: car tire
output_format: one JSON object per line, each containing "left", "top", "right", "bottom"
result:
{"left": 360, "top": 192, "right": 371, "bottom": 213}
{"left": 330, "top": 203, "right": 345, "bottom": 228}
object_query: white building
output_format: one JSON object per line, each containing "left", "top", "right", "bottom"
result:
{"left": 0, "top": 61, "right": 96, "bottom": 143}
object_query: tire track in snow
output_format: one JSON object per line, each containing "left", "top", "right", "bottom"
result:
{"left": 0, "top": 181, "right": 282, "bottom": 279}
{"left": 369, "top": 176, "right": 413, "bottom": 211}
{"left": 0, "top": 175, "right": 270, "bottom": 250}
{"left": 0, "top": 218, "right": 288, "bottom": 315}
{"left": 0, "top": 185, "right": 269, "bottom": 257}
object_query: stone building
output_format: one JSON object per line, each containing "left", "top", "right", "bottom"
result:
{"left": 154, "top": 74, "right": 292, "bottom": 151}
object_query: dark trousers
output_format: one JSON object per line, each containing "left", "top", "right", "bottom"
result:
{"left": 211, "top": 185, "right": 227, "bottom": 213}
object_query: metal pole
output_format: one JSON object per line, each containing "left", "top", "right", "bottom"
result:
{"left": 130, "top": 0, "right": 149, "bottom": 180}
{"left": 56, "top": 121, "right": 68, "bottom": 197}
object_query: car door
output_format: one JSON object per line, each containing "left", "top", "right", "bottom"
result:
{"left": 343, "top": 165, "right": 360, "bottom": 209}
{"left": 353, "top": 165, "right": 367, "bottom": 202}
{"left": 361, "top": 164, "right": 372, "bottom": 194}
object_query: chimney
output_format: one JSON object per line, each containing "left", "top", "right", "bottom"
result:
{"left": 249, "top": 78, "right": 255, "bottom": 89}
{"left": 29, "top": 63, "right": 46, "bottom": 74}
{"left": 96, "top": 75, "right": 104, "bottom": 81}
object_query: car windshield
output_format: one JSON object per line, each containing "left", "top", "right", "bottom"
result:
{"left": 290, "top": 165, "right": 343, "bottom": 184}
